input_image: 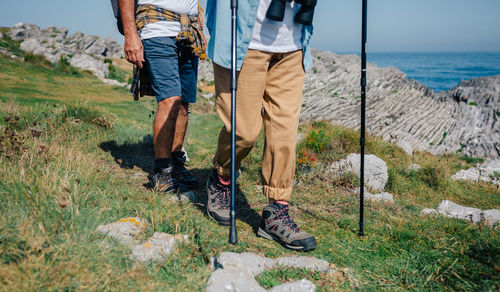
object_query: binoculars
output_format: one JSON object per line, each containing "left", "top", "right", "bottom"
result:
{"left": 266, "top": 0, "right": 317, "bottom": 26}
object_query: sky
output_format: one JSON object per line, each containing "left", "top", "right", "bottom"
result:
{"left": 0, "top": 0, "right": 499, "bottom": 53}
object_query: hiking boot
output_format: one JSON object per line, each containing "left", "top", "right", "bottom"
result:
{"left": 172, "top": 151, "right": 200, "bottom": 190}
{"left": 206, "top": 169, "right": 231, "bottom": 226}
{"left": 150, "top": 166, "right": 181, "bottom": 193}
{"left": 258, "top": 202, "right": 317, "bottom": 251}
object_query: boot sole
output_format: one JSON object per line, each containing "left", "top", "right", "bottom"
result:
{"left": 257, "top": 227, "right": 316, "bottom": 251}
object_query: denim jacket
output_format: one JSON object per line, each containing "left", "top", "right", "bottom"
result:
{"left": 205, "top": 0, "right": 314, "bottom": 71}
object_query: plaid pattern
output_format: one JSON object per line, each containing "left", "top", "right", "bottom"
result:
{"left": 131, "top": 4, "right": 206, "bottom": 99}
{"left": 136, "top": 4, "right": 206, "bottom": 60}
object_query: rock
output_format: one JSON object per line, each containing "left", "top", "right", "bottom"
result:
{"left": 422, "top": 200, "right": 500, "bottom": 227}
{"left": 206, "top": 252, "right": 335, "bottom": 292}
{"left": 407, "top": 163, "right": 422, "bottom": 171}
{"left": 420, "top": 208, "right": 438, "bottom": 215}
{"left": 131, "top": 232, "right": 188, "bottom": 263}
{"left": 169, "top": 191, "right": 198, "bottom": 203}
{"left": 482, "top": 209, "right": 500, "bottom": 227}
{"left": 438, "top": 200, "right": 482, "bottom": 223}
{"left": 268, "top": 280, "right": 316, "bottom": 292}
{"left": 69, "top": 54, "right": 109, "bottom": 79}
{"left": 96, "top": 217, "right": 148, "bottom": 246}
{"left": 366, "top": 192, "right": 395, "bottom": 203}
{"left": 354, "top": 187, "right": 395, "bottom": 204}
{"left": 451, "top": 159, "right": 500, "bottom": 186}
{"left": 330, "top": 154, "right": 388, "bottom": 192}
{"left": 397, "top": 141, "right": 414, "bottom": 156}
{"left": 101, "top": 78, "right": 128, "bottom": 87}
{"left": 0, "top": 31, "right": 3, "bottom": 38}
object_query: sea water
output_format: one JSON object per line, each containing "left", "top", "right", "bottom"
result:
{"left": 360, "top": 52, "right": 500, "bottom": 92}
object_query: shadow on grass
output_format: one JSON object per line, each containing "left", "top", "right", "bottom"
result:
{"left": 99, "top": 135, "right": 155, "bottom": 174}
{"left": 99, "top": 137, "right": 262, "bottom": 232}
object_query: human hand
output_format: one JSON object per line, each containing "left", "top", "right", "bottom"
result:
{"left": 124, "top": 33, "right": 144, "bottom": 68}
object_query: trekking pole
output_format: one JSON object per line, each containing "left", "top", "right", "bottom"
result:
{"left": 359, "top": 0, "right": 368, "bottom": 237}
{"left": 229, "top": 0, "right": 238, "bottom": 244}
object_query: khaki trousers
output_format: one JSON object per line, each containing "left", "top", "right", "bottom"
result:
{"left": 213, "top": 49, "right": 305, "bottom": 201}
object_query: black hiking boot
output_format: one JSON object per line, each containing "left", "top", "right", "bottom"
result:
{"left": 150, "top": 166, "right": 182, "bottom": 193}
{"left": 258, "top": 202, "right": 317, "bottom": 251}
{"left": 206, "top": 169, "right": 231, "bottom": 226}
{"left": 172, "top": 151, "right": 200, "bottom": 190}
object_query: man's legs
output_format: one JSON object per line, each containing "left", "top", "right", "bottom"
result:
{"left": 171, "top": 102, "right": 190, "bottom": 153}
{"left": 257, "top": 50, "right": 316, "bottom": 251}
{"left": 207, "top": 50, "right": 271, "bottom": 225}
{"left": 154, "top": 96, "right": 182, "bottom": 160}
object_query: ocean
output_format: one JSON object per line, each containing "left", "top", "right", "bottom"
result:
{"left": 356, "top": 52, "right": 500, "bottom": 93}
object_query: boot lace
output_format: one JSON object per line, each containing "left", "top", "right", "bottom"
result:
{"left": 275, "top": 206, "right": 301, "bottom": 233}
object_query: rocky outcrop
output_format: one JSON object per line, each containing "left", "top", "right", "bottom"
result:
{"left": 6, "top": 23, "right": 124, "bottom": 84}
{"left": 299, "top": 50, "right": 500, "bottom": 158}
{"left": 198, "top": 50, "right": 499, "bottom": 158}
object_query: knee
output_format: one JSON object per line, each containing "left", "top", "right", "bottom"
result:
{"left": 237, "top": 127, "right": 261, "bottom": 147}
{"left": 157, "top": 96, "right": 182, "bottom": 111}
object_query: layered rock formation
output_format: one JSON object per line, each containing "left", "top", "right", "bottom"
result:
{"left": 198, "top": 50, "right": 499, "bottom": 157}
{"left": 299, "top": 50, "right": 500, "bottom": 158}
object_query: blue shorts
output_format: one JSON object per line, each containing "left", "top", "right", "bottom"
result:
{"left": 142, "top": 37, "right": 198, "bottom": 103}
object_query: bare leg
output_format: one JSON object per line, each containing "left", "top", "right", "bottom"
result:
{"left": 172, "top": 101, "right": 190, "bottom": 152}
{"left": 154, "top": 96, "right": 182, "bottom": 159}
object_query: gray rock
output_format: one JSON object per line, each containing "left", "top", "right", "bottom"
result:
{"left": 131, "top": 232, "right": 188, "bottom": 263}
{"left": 354, "top": 187, "right": 395, "bottom": 204}
{"left": 206, "top": 252, "right": 335, "bottom": 292}
{"left": 0, "top": 31, "right": 3, "bottom": 39}
{"left": 482, "top": 209, "right": 500, "bottom": 227}
{"left": 169, "top": 191, "right": 198, "bottom": 203}
{"left": 397, "top": 140, "right": 414, "bottom": 156}
{"left": 438, "top": 200, "right": 482, "bottom": 223}
{"left": 407, "top": 163, "right": 422, "bottom": 171}
{"left": 420, "top": 208, "right": 438, "bottom": 215}
{"left": 330, "top": 154, "right": 388, "bottom": 192}
{"left": 422, "top": 200, "right": 500, "bottom": 227}
{"left": 451, "top": 159, "right": 500, "bottom": 186}
{"left": 96, "top": 217, "right": 148, "bottom": 246}
{"left": 268, "top": 280, "right": 316, "bottom": 292}
{"left": 366, "top": 192, "right": 395, "bottom": 203}
{"left": 69, "top": 54, "right": 109, "bottom": 79}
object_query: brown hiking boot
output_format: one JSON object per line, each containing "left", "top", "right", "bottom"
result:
{"left": 206, "top": 170, "right": 231, "bottom": 226}
{"left": 258, "top": 202, "right": 317, "bottom": 251}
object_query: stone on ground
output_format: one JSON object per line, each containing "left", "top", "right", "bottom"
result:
{"left": 421, "top": 200, "right": 499, "bottom": 227}
{"left": 407, "top": 163, "right": 422, "bottom": 171}
{"left": 206, "top": 252, "right": 336, "bottom": 292}
{"left": 330, "top": 154, "right": 388, "bottom": 192}
{"left": 354, "top": 187, "right": 395, "bottom": 204}
{"left": 396, "top": 140, "right": 414, "bottom": 156}
{"left": 131, "top": 232, "right": 188, "bottom": 263}
{"left": 268, "top": 280, "right": 315, "bottom": 292}
{"left": 169, "top": 191, "right": 198, "bottom": 203}
{"left": 438, "top": 200, "right": 482, "bottom": 223}
{"left": 451, "top": 159, "right": 500, "bottom": 186}
{"left": 96, "top": 217, "right": 148, "bottom": 246}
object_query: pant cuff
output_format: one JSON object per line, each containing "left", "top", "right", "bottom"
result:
{"left": 214, "top": 161, "right": 231, "bottom": 179}
{"left": 263, "top": 185, "right": 292, "bottom": 201}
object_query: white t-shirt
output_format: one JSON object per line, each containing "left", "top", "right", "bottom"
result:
{"left": 138, "top": 0, "right": 198, "bottom": 40}
{"left": 248, "top": 0, "right": 303, "bottom": 53}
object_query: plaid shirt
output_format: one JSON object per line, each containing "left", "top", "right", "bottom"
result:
{"left": 131, "top": 4, "right": 206, "bottom": 99}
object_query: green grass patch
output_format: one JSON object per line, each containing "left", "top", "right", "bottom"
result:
{"left": 0, "top": 49, "right": 499, "bottom": 290}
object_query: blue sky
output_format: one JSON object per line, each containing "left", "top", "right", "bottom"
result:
{"left": 1, "top": 0, "right": 499, "bottom": 52}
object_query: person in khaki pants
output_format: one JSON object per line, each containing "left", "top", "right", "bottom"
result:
{"left": 205, "top": 0, "right": 316, "bottom": 251}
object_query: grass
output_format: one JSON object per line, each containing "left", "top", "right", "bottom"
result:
{"left": 0, "top": 37, "right": 499, "bottom": 291}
